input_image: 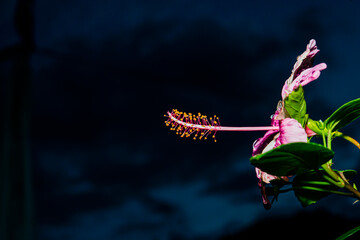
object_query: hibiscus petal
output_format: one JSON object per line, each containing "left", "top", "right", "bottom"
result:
{"left": 252, "top": 130, "right": 279, "bottom": 156}
{"left": 281, "top": 39, "right": 326, "bottom": 100}
{"left": 291, "top": 39, "right": 320, "bottom": 78}
{"left": 306, "top": 39, "right": 320, "bottom": 58}
{"left": 275, "top": 118, "right": 308, "bottom": 147}
{"left": 292, "top": 63, "right": 327, "bottom": 88}
{"left": 282, "top": 63, "right": 327, "bottom": 99}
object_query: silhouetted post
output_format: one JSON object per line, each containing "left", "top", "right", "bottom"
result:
{"left": 0, "top": 0, "right": 35, "bottom": 239}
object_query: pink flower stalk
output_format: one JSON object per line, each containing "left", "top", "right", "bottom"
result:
{"left": 165, "top": 109, "right": 278, "bottom": 142}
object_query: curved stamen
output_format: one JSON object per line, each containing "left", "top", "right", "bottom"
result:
{"left": 165, "top": 109, "right": 279, "bottom": 142}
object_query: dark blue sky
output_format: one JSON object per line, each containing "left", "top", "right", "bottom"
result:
{"left": 1, "top": 0, "right": 360, "bottom": 239}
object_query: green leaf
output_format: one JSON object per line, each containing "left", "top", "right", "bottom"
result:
{"left": 250, "top": 142, "right": 334, "bottom": 176}
{"left": 293, "top": 170, "right": 357, "bottom": 207}
{"left": 265, "top": 178, "right": 290, "bottom": 198}
{"left": 307, "top": 118, "right": 325, "bottom": 135}
{"left": 284, "top": 85, "right": 307, "bottom": 126}
{"left": 336, "top": 226, "right": 360, "bottom": 240}
{"left": 325, "top": 98, "right": 360, "bottom": 131}
{"left": 303, "top": 113, "right": 309, "bottom": 129}
{"left": 293, "top": 170, "right": 333, "bottom": 207}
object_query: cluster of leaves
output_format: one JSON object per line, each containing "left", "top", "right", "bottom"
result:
{"left": 250, "top": 86, "right": 360, "bottom": 207}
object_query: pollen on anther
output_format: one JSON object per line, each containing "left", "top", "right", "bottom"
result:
{"left": 165, "top": 109, "right": 220, "bottom": 142}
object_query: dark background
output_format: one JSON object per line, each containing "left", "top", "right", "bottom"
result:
{"left": 1, "top": 0, "right": 360, "bottom": 239}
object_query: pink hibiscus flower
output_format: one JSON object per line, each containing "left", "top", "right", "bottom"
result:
{"left": 252, "top": 39, "right": 326, "bottom": 208}
{"left": 164, "top": 39, "right": 326, "bottom": 209}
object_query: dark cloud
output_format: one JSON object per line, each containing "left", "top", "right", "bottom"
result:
{"left": 2, "top": 0, "right": 360, "bottom": 239}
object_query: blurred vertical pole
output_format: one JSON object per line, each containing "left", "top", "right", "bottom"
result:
{"left": 0, "top": 0, "right": 35, "bottom": 239}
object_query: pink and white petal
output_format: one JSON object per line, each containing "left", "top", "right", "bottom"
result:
{"left": 261, "top": 170, "right": 278, "bottom": 184}
{"left": 282, "top": 63, "right": 327, "bottom": 99}
{"left": 255, "top": 167, "right": 262, "bottom": 179}
{"left": 252, "top": 130, "right": 279, "bottom": 156}
{"left": 291, "top": 39, "right": 319, "bottom": 77}
{"left": 259, "top": 180, "right": 272, "bottom": 209}
{"left": 282, "top": 39, "right": 323, "bottom": 99}
{"left": 276, "top": 118, "right": 308, "bottom": 145}
{"left": 281, "top": 81, "right": 290, "bottom": 100}
{"left": 262, "top": 138, "right": 278, "bottom": 153}
{"left": 293, "top": 63, "right": 327, "bottom": 88}
{"left": 256, "top": 167, "right": 277, "bottom": 184}
{"left": 307, "top": 39, "right": 320, "bottom": 58}
{"left": 255, "top": 167, "right": 278, "bottom": 187}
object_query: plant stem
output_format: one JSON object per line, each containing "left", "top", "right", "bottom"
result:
{"left": 327, "top": 129, "right": 332, "bottom": 151}
{"left": 321, "top": 164, "right": 345, "bottom": 188}
{"left": 336, "top": 225, "right": 360, "bottom": 240}
{"left": 320, "top": 129, "right": 344, "bottom": 187}
{"left": 334, "top": 131, "right": 360, "bottom": 150}
{"left": 320, "top": 131, "right": 360, "bottom": 200}
{"left": 322, "top": 131, "right": 327, "bottom": 148}
{"left": 293, "top": 181, "right": 332, "bottom": 186}
{"left": 279, "top": 185, "right": 360, "bottom": 200}
{"left": 319, "top": 129, "right": 346, "bottom": 188}
{"left": 344, "top": 183, "right": 360, "bottom": 200}
{"left": 291, "top": 186, "right": 354, "bottom": 198}
{"left": 327, "top": 131, "right": 360, "bottom": 200}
